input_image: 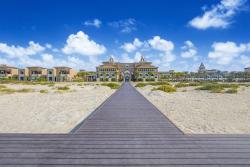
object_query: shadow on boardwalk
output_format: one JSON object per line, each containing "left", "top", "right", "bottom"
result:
{"left": 0, "top": 83, "right": 250, "bottom": 166}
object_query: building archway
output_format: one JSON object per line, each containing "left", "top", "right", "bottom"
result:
{"left": 123, "top": 70, "right": 131, "bottom": 82}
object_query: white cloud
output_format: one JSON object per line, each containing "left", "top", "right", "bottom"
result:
{"left": 240, "top": 55, "right": 250, "bottom": 67}
{"left": 62, "top": 31, "right": 106, "bottom": 56}
{"left": 181, "top": 40, "right": 198, "bottom": 59}
{"left": 148, "top": 36, "right": 174, "bottom": 53}
{"left": 148, "top": 36, "right": 175, "bottom": 63}
{"left": 119, "top": 52, "right": 143, "bottom": 63}
{"left": 0, "top": 41, "right": 45, "bottom": 58}
{"left": 161, "top": 52, "right": 176, "bottom": 63}
{"left": 134, "top": 52, "right": 143, "bottom": 62}
{"left": 189, "top": 0, "right": 246, "bottom": 30}
{"left": 121, "top": 38, "right": 143, "bottom": 52}
{"left": 109, "top": 18, "right": 137, "bottom": 33}
{"left": 45, "top": 43, "right": 52, "bottom": 49}
{"left": 84, "top": 19, "right": 102, "bottom": 28}
{"left": 208, "top": 41, "right": 250, "bottom": 65}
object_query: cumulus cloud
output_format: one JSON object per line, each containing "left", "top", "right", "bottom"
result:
{"left": 119, "top": 52, "right": 143, "bottom": 63}
{"left": 121, "top": 38, "right": 143, "bottom": 52}
{"left": 189, "top": 0, "right": 246, "bottom": 30}
{"left": 208, "top": 41, "right": 250, "bottom": 65}
{"left": 181, "top": 40, "right": 198, "bottom": 59}
{"left": 62, "top": 31, "right": 106, "bottom": 56}
{"left": 148, "top": 36, "right": 174, "bottom": 53}
{"left": 84, "top": 19, "right": 102, "bottom": 28}
{"left": 148, "top": 36, "right": 175, "bottom": 63}
{"left": 109, "top": 18, "right": 137, "bottom": 33}
{"left": 0, "top": 41, "right": 45, "bottom": 58}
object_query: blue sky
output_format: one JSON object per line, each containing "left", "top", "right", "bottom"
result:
{"left": 0, "top": 0, "right": 250, "bottom": 71}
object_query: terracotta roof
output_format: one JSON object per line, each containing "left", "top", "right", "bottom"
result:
{"left": 27, "top": 66, "right": 46, "bottom": 69}
{"left": 54, "top": 66, "right": 72, "bottom": 69}
{"left": 0, "top": 64, "right": 18, "bottom": 69}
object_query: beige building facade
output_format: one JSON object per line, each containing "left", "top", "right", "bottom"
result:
{"left": 96, "top": 56, "right": 158, "bottom": 82}
{"left": 0, "top": 64, "right": 19, "bottom": 79}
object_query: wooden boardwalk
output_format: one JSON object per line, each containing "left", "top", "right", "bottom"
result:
{"left": 0, "top": 82, "right": 250, "bottom": 166}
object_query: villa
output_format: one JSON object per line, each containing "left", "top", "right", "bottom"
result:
{"left": 53, "top": 66, "right": 77, "bottom": 82}
{"left": 0, "top": 64, "right": 19, "bottom": 79}
{"left": 96, "top": 56, "right": 158, "bottom": 82}
{"left": 0, "top": 65, "right": 77, "bottom": 82}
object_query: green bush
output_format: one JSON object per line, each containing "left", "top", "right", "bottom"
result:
{"left": 17, "top": 88, "right": 34, "bottom": 93}
{"left": 0, "top": 88, "right": 34, "bottom": 94}
{"left": 101, "top": 83, "right": 120, "bottom": 89}
{"left": 135, "top": 83, "right": 148, "bottom": 87}
{"left": 57, "top": 86, "right": 70, "bottom": 91}
{"left": 40, "top": 89, "right": 49, "bottom": 93}
{"left": 135, "top": 82, "right": 170, "bottom": 87}
{"left": 152, "top": 85, "right": 176, "bottom": 93}
{"left": 111, "top": 78, "right": 117, "bottom": 82}
{"left": 196, "top": 83, "right": 239, "bottom": 93}
{"left": 175, "top": 82, "right": 190, "bottom": 88}
{"left": 175, "top": 82, "right": 201, "bottom": 88}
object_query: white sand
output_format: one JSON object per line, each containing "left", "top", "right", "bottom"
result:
{"left": 136, "top": 85, "right": 250, "bottom": 134}
{"left": 0, "top": 83, "right": 115, "bottom": 133}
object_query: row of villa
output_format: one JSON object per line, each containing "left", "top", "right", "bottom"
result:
{"left": 0, "top": 56, "right": 159, "bottom": 82}
{"left": 1, "top": 56, "right": 250, "bottom": 82}
{"left": 0, "top": 65, "right": 77, "bottom": 82}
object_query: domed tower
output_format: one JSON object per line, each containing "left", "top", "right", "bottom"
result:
{"left": 198, "top": 62, "right": 206, "bottom": 73}
{"left": 109, "top": 57, "right": 114, "bottom": 64}
{"left": 139, "top": 56, "right": 145, "bottom": 63}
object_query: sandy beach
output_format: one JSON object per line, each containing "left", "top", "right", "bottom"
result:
{"left": 0, "top": 82, "right": 115, "bottom": 133}
{"left": 136, "top": 84, "right": 250, "bottom": 134}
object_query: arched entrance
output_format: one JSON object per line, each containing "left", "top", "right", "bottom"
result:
{"left": 123, "top": 71, "right": 131, "bottom": 82}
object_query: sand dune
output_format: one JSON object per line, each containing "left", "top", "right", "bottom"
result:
{"left": 0, "top": 83, "right": 115, "bottom": 133}
{"left": 137, "top": 85, "right": 250, "bottom": 134}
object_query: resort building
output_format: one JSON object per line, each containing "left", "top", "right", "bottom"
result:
{"left": 27, "top": 67, "right": 47, "bottom": 81}
{"left": 54, "top": 66, "right": 77, "bottom": 82}
{"left": 96, "top": 56, "right": 158, "bottom": 82}
{"left": 0, "top": 64, "right": 19, "bottom": 79}
{"left": 245, "top": 67, "right": 250, "bottom": 73}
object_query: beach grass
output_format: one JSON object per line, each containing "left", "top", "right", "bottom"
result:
{"left": 195, "top": 83, "right": 239, "bottom": 93}
{"left": 175, "top": 82, "right": 201, "bottom": 88}
{"left": 57, "top": 86, "right": 70, "bottom": 91}
{"left": 40, "top": 89, "right": 49, "bottom": 93}
{"left": 0, "top": 87, "right": 34, "bottom": 94}
{"left": 101, "top": 83, "right": 120, "bottom": 89}
{"left": 152, "top": 85, "right": 176, "bottom": 93}
{"left": 0, "top": 80, "right": 55, "bottom": 86}
{"left": 135, "top": 82, "right": 170, "bottom": 88}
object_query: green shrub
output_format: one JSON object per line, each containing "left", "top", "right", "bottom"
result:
{"left": 135, "top": 83, "right": 148, "bottom": 87}
{"left": 0, "top": 88, "right": 34, "bottom": 94}
{"left": 196, "top": 83, "right": 239, "bottom": 93}
{"left": 175, "top": 82, "right": 201, "bottom": 88}
{"left": 40, "top": 89, "right": 49, "bottom": 93}
{"left": 57, "top": 86, "right": 70, "bottom": 91}
{"left": 101, "top": 83, "right": 120, "bottom": 89}
{"left": 175, "top": 82, "right": 189, "bottom": 88}
{"left": 152, "top": 85, "right": 176, "bottom": 93}
{"left": 135, "top": 82, "right": 170, "bottom": 87}
{"left": 17, "top": 88, "right": 34, "bottom": 93}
